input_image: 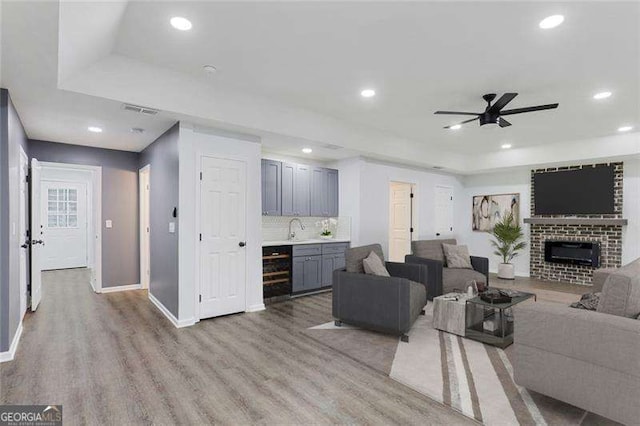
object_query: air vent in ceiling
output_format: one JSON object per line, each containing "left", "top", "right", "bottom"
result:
{"left": 322, "top": 143, "right": 342, "bottom": 150}
{"left": 122, "top": 103, "right": 160, "bottom": 116}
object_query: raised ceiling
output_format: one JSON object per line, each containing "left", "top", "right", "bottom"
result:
{"left": 2, "top": 1, "right": 639, "bottom": 173}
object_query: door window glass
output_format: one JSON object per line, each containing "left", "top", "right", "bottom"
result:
{"left": 47, "top": 188, "right": 78, "bottom": 228}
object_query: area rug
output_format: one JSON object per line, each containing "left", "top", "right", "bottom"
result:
{"left": 305, "top": 303, "right": 619, "bottom": 426}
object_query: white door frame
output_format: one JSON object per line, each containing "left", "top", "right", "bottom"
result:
{"left": 139, "top": 165, "right": 151, "bottom": 289}
{"left": 194, "top": 153, "right": 249, "bottom": 321}
{"left": 39, "top": 162, "right": 102, "bottom": 291}
{"left": 19, "top": 147, "right": 29, "bottom": 317}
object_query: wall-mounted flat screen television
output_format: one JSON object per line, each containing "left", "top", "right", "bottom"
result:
{"left": 534, "top": 165, "right": 615, "bottom": 215}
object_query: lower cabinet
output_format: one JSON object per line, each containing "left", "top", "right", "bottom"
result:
{"left": 292, "top": 255, "right": 322, "bottom": 293}
{"left": 321, "top": 254, "right": 346, "bottom": 287}
{"left": 292, "top": 242, "right": 349, "bottom": 294}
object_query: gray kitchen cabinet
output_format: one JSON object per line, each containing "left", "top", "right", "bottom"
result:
{"left": 282, "top": 163, "right": 310, "bottom": 216}
{"left": 310, "top": 167, "right": 326, "bottom": 216}
{"left": 261, "top": 159, "right": 281, "bottom": 216}
{"left": 292, "top": 255, "right": 322, "bottom": 293}
{"left": 310, "top": 167, "right": 339, "bottom": 217}
{"left": 326, "top": 169, "right": 339, "bottom": 217}
{"left": 321, "top": 254, "right": 346, "bottom": 287}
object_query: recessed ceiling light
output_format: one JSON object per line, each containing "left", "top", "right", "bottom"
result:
{"left": 302, "top": 148, "right": 313, "bottom": 154}
{"left": 360, "top": 89, "right": 376, "bottom": 98}
{"left": 170, "top": 16, "right": 192, "bottom": 31}
{"left": 501, "top": 143, "right": 512, "bottom": 149}
{"left": 593, "top": 91, "right": 612, "bottom": 100}
{"left": 539, "top": 14, "right": 564, "bottom": 29}
{"left": 618, "top": 126, "right": 633, "bottom": 132}
{"left": 88, "top": 126, "right": 102, "bottom": 133}
{"left": 203, "top": 65, "right": 217, "bottom": 74}
{"left": 449, "top": 124, "right": 461, "bottom": 130}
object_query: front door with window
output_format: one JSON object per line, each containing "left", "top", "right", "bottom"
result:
{"left": 42, "top": 182, "right": 88, "bottom": 270}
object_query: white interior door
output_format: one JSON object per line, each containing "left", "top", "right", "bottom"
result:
{"left": 30, "top": 158, "right": 43, "bottom": 310}
{"left": 19, "top": 149, "right": 29, "bottom": 316}
{"left": 435, "top": 186, "right": 454, "bottom": 237}
{"left": 139, "top": 166, "right": 151, "bottom": 289}
{"left": 389, "top": 182, "right": 414, "bottom": 262}
{"left": 199, "top": 156, "right": 247, "bottom": 319}
{"left": 41, "top": 181, "right": 88, "bottom": 270}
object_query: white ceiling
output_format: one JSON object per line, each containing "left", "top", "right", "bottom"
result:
{"left": 1, "top": 1, "right": 638, "bottom": 173}
{"left": 113, "top": 1, "right": 640, "bottom": 153}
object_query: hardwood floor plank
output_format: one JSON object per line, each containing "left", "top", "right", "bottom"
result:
{"left": 1, "top": 269, "right": 473, "bottom": 425}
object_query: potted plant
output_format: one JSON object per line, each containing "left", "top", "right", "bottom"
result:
{"left": 316, "top": 218, "right": 337, "bottom": 240}
{"left": 490, "top": 213, "right": 526, "bottom": 280}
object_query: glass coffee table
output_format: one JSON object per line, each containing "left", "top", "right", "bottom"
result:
{"left": 464, "top": 289, "right": 536, "bottom": 348}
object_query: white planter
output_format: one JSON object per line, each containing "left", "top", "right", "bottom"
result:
{"left": 319, "top": 234, "right": 333, "bottom": 240}
{"left": 498, "top": 263, "right": 515, "bottom": 280}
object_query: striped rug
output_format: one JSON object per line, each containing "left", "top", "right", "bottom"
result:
{"left": 308, "top": 303, "right": 616, "bottom": 425}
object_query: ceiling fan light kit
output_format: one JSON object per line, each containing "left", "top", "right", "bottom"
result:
{"left": 435, "top": 93, "right": 559, "bottom": 129}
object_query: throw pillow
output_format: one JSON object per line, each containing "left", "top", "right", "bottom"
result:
{"left": 362, "top": 251, "right": 390, "bottom": 277}
{"left": 442, "top": 243, "right": 473, "bottom": 269}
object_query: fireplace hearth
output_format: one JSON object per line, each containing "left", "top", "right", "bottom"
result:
{"left": 544, "top": 241, "right": 601, "bottom": 267}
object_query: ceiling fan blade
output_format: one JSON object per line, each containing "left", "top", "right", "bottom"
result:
{"left": 444, "top": 117, "right": 479, "bottom": 129}
{"left": 488, "top": 93, "right": 518, "bottom": 113}
{"left": 498, "top": 117, "right": 512, "bottom": 127}
{"left": 434, "top": 111, "right": 480, "bottom": 116}
{"left": 500, "top": 103, "right": 559, "bottom": 116}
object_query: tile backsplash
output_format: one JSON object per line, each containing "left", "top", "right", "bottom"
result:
{"left": 262, "top": 216, "right": 351, "bottom": 242}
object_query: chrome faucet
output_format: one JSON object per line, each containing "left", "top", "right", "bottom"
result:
{"left": 288, "top": 218, "right": 305, "bottom": 240}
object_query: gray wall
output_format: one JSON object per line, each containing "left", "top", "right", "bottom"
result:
{"left": 0, "top": 88, "right": 29, "bottom": 352}
{"left": 139, "top": 123, "right": 180, "bottom": 317}
{"left": 28, "top": 140, "right": 140, "bottom": 288}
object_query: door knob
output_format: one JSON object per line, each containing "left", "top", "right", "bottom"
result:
{"left": 21, "top": 240, "right": 30, "bottom": 249}
{"left": 239, "top": 241, "right": 246, "bottom": 247}
{"left": 32, "top": 240, "right": 44, "bottom": 245}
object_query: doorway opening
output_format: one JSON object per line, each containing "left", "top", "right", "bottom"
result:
{"left": 139, "top": 165, "right": 150, "bottom": 289}
{"left": 388, "top": 181, "right": 416, "bottom": 262}
{"left": 32, "top": 162, "right": 102, "bottom": 302}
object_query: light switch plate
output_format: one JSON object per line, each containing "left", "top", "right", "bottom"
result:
{"left": 169, "top": 222, "right": 176, "bottom": 233}
{"left": 105, "top": 220, "right": 113, "bottom": 228}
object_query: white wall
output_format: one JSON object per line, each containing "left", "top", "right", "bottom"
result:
{"left": 178, "top": 124, "right": 263, "bottom": 325}
{"left": 460, "top": 169, "right": 532, "bottom": 276}
{"left": 622, "top": 158, "right": 640, "bottom": 264}
{"left": 332, "top": 158, "right": 465, "bottom": 259}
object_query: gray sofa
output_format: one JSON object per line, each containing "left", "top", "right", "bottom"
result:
{"left": 513, "top": 258, "right": 640, "bottom": 425}
{"left": 332, "top": 244, "right": 429, "bottom": 342}
{"left": 405, "top": 239, "right": 489, "bottom": 299}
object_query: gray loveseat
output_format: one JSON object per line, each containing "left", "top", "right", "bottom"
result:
{"left": 405, "top": 239, "right": 489, "bottom": 299}
{"left": 513, "top": 258, "right": 640, "bottom": 425}
{"left": 332, "top": 244, "right": 429, "bottom": 342}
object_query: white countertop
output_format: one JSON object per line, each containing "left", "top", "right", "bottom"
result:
{"left": 262, "top": 238, "right": 350, "bottom": 247}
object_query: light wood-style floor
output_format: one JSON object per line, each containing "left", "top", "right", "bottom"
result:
{"left": 1, "top": 269, "right": 473, "bottom": 425}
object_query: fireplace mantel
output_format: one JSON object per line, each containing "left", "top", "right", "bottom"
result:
{"left": 524, "top": 218, "right": 628, "bottom": 226}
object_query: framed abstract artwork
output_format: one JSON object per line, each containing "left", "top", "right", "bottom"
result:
{"left": 472, "top": 193, "right": 520, "bottom": 232}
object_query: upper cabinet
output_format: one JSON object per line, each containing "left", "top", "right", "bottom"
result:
{"left": 282, "top": 163, "right": 310, "bottom": 216}
{"left": 310, "top": 167, "right": 339, "bottom": 217}
{"left": 261, "top": 159, "right": 281, "bottom": 216}
{"left": 262, "top": 160, "right": 338, "bottom": 217}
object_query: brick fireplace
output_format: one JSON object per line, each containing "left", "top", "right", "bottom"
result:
{"left": 527, "top": 162, "right": 625, "bottom": 285}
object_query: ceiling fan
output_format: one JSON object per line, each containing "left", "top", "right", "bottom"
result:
{"left": 435, "top": 93, "right": 559, "bottom": 129}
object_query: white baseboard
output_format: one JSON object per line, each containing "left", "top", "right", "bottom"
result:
{"left": 0, "top": 321, "right": 23, "bottom": 363}
{"left": 99, "top": 284, "right": 142, "bottom": 293}
{"left": 148, "top": 292, "right": 195, "bottom": 328}
{"left": 246, "top": 303, "right": 266, "bottom": 312}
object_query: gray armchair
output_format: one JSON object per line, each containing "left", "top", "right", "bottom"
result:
{"left": 405, "top": 239, "right": 489, "bottom": 299}
{"left": 332, "top": 244, "right": 429, "bottom": 342}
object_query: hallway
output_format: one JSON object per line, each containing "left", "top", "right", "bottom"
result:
{"left": 0, "top": 269, "right": 470, "bottom": 424}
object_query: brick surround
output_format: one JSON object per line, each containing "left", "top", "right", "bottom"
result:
{"left": 529, "top": 162, "right": 623, "bottom": 285}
